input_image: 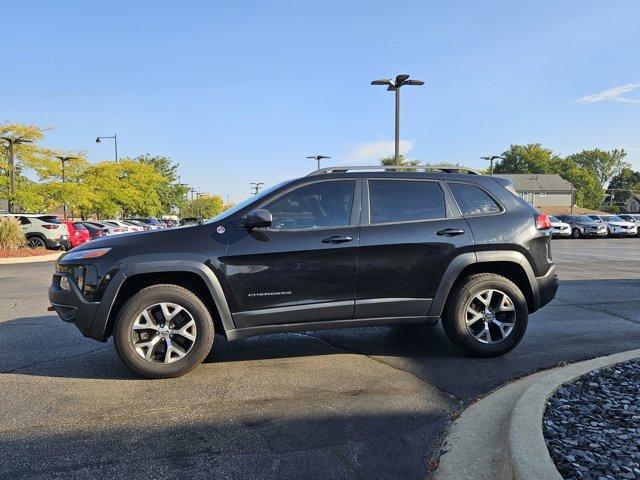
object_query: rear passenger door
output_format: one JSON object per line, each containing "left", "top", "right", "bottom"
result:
{"left": 355, "top": 178, "right": 473, "bottom": 319}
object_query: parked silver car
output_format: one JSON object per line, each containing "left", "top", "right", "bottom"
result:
{"left": 549, "top": 216, "right": 571, "bottom": 238}
{"left": 556, "top": 215, "right": 607, "bottom": 238}
{"left": 587, "top": 214, "right": 637, "bottom": 236}
{"left": 618, "top": 214, "right": 640, "bottom": 236}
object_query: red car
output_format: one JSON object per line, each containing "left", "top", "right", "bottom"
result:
{"left": 62, "top": 221, "right": 91, "bottom": 248}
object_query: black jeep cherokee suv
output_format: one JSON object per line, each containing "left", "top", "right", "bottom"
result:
{"left": 49, "top": 166, "right": 558, "bottom": 378}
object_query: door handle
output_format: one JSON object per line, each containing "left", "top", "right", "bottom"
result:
{"left": 321, "top": 235, "right": 353, "bottom": 244}
{"left": 436, "top": 228, "right": 465, "bottom": 236}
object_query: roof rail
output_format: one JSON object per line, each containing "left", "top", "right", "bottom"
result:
{"left": 307, "top": 165, "right": 481, "bottom": 176}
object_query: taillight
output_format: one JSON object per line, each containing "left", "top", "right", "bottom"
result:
{"left": 43, "top": 224, "right": 59, "bottom": 230}
{"left": 536, "top": 213, "right": 551, "bottom": 230}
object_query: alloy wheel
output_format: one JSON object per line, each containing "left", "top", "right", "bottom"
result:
{"left": 27, "top": 237, "right": 46, "bottom": 249}
{"left": 131, "top": 302, "right": 197, "bottom": 364}
{"left": 465, "top": 289, "right": 516, "bottom": 344}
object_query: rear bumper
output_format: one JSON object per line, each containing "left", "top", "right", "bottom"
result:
{"left": 534, "top": 265, "right": 559, "bottom": 310}
{"left": 45, "top": 237, "right": 71, "bottom": 250}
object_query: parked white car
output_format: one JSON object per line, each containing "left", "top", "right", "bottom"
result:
{"left": 588, "top": 214, "right": 637, "bottom": 236}
{"left": 618, "top": 214, "right": 640, "bottom": 237}
{"left": 1, "top": 214, "right": 70, "bottom": 249}
{"left": 548, "top": 216, "right": 571, "bottom": 237}
{"left": 103, "top": 219, "right": 144, "bottom": 233}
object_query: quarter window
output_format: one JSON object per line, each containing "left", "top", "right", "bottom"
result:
{"left": 264, "top": 180, "right": 354, "bottom": 230}
{"left": 448, "top": 183, "right": 501, "bottom": 216}
{"left": 368, "top": 180, "right": 446, "bottom": 224}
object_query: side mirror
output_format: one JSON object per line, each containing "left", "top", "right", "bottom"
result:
{"left": 244, "top": 209, "right": 272, "bottom": 230}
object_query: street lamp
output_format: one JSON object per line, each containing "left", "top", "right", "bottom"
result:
{"left": 0, "top": 136, "right": 33, "bottom": 213}
{"left": 95, "top": 134, "right": 118, "bottom": 162}
{"left": 55, "top": 155, "right": 78, "bottom": 220}
{"left": 250, "top": 182, "right": 265, "bottom": 195}
{"left": 480, "top": 155, "right": 504, "bottom": 176}
{"left": 306, "top": 155, "right": 331, "bottom": 171}
{"left": 371, "top": 74, "right": 425, "bottom": 166}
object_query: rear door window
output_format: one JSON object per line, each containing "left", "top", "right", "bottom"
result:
{"left": 447, "top": 183, "right": 501, "bottom": 216}
{"left": 368, "top": 180, "right": 446, "bottom": 224}
{"left": 73, "top": 222, "right": 88, "bottom": 231}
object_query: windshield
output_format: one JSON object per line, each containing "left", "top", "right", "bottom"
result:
{"left": 206, "top": 180, "right": 290, "bottom": 223}
{"left": 575, "top": 216, "right": 595, "bottom": 222}
{"left": 549, "top": 216, "right": 559, "bottom": 222}
{"left": 603, "top": 215, "right": 623, "bottom": 222}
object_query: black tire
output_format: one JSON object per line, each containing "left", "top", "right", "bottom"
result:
{"left": 113, "top": 284, "right": 214, "bottom": 378}
{"left": 572, "top": 228, "right": 582, "bottom": 239}
{"left": 26, "top": 235, "right": 46, "bottom": 249}
{"left": 442, "top": 273, "right": 528, "bottom": 357}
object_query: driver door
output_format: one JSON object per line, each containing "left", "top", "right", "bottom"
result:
{"left": 224, "top": 179, "right": 360, "bottom": 329}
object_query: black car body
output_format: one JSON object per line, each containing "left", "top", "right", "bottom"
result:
{"left": 49, "top": 167, "right": 558, "bottom": 377}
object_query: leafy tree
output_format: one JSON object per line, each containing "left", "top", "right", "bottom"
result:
{"left": 566, "top": 149, "right": 629, "bottom": 189}
{"left": 494, "top": 144, "right": 559, "bottom": 174}
{"left": 135, "top": 154, "right": 189, "bottom": 214}
{"left": 606, "top": 167, "right": 640, "bottom": 206}
{"left": 549, "top": 158, "right": 603, "bottom": 210}
{"left": 182, "top": 194, "right": 225, "bottom": 219}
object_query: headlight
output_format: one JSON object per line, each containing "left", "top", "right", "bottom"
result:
{"left": 63, "top": 248, "right": 111, "bottom": 261}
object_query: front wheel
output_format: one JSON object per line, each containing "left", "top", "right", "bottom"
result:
{"left": 113, "top": 284, "right": 214, "bottom": 378}
{"left": 572, "top": 228, "right": 582, "bottom": 239}
{"left": 442, "top": 273, "right": 528, "bottom": 357}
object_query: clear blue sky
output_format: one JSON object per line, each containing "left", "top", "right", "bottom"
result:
{"left": 3, "top": 0, "right": 639, "bottom": 203}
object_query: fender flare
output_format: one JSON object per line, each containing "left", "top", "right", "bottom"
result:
{"left": 102, "top": 260, "right": 235, "bottom": 335}
{"left": 427, "top": 250, "right": 539, "bottom": 317}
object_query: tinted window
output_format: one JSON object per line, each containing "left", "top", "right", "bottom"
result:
{"left": 37, "top": 215, "right": 60, "bottom": 224}
{"left": 369, "top": 180, "right": 446, "bottom": 224}
{"left": 73, "top": 222, "right": 87, "bottom": 230}
{"left": 17, "top": 216, "right": 31, "bottom": 225}
{"left": 264, "top": 180, "right": 354, "bottom": 230}
{"left": 448, "top": 183, "right": 501, "bottom": 216}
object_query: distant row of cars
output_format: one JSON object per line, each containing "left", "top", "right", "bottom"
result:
{"left": 549, "top": 214, "right": 640, "bottom": 238}
{"left": 0, "top": 214, "right": 183, "bottom": 250}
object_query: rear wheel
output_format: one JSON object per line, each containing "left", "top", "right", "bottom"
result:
{"left": 26, "top": 236, "right": 47, "bottom": 249}
{"left": 442, "top": 273, "right": 528, "bottom": 357}
{"left": 113, "top": 284, "right": 214, "bottom": 378}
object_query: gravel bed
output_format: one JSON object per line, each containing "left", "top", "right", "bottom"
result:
{"left": 543, "top": 359, "right": 640, "bottom": 480}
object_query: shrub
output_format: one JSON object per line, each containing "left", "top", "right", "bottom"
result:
{"left": 0, "top": 217, "right": 26, "bottom": 250}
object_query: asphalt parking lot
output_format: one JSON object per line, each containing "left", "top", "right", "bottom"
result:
{"left": 1, "top": 238, "right": 639, "bottom": 479}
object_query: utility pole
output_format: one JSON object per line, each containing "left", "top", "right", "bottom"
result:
{"left": 55, "top": 155, "right": 78, "bottom": 220}
{"left": 95, "top": 134, "right": 118, "bottom": 162}
{"left": 306, "top": 155, "right": 331, "bottom": 171}
{"left": 250, "top": 182, "right": 265, "bottom": 195}
{"left": 480, "top": 155, "right": 504, "bottom": 176}
{"left": 0, "top": 136, "right": 33, "bottom": 214}
{"left": 371, "top": 74, "right": 425, "bottom": 165}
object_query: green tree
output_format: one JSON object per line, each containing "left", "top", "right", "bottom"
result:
{"left": 135, "top": 154, "right": 189, "bottom": 214}
{"left": 494, "top": 144, "right": 559, "bottom": 174}
{"left": 379, "top": 154, "right": 420, "bottom": 168}
{"left": 606, "top": 167, "right": 640, "bottom": 206}
{"left": 182, "top": 194, "right": 225, "bottom": 219}
{"left": 566, "top": 149, "right": 629, "bottom": 189}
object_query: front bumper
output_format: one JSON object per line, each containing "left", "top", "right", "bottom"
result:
{"left": 609, "top": 227, "right": 637, "bottom": 236}
{"left": 48, "top": 269, "right": 125, "bottom": 341}
{"left": 551, "top": 228, "right": 571, "bottom": 237}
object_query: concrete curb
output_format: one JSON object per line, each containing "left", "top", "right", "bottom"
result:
{"left": 505, "top": 348, "right": 640, "bottom": 480}
{"left": 434, "top": 349, "right": 640, "bottom": 480}
{"left": 0, "top": 252, "right": 62, "bottom": 265}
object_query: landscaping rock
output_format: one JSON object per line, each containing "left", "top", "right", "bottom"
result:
{"left": 544, "top": 359, "right": 640, "bottom": 480}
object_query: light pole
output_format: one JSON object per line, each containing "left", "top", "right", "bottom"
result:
{"left": 371, "top": 74, "right": 425, "bottom": 166}
{"left": 95, "top": 134, "right": 118, "bottom": 162}
{"left": 55, "top": 155, "right": 78, "bottom": 220}
{"left": 250, "top": 182, "right": 265, "bottom": 195}
{"left": 1, "top": 136, "right": 33, "bottom": 213}
{"left": 480, "top": 155, "right": 503, "bottom": 175}
{"left": 306, "top": 155, "right": 331, "bottom": 171}
{"left": 195, "top": 192, "right": 205, "bottom": 219}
